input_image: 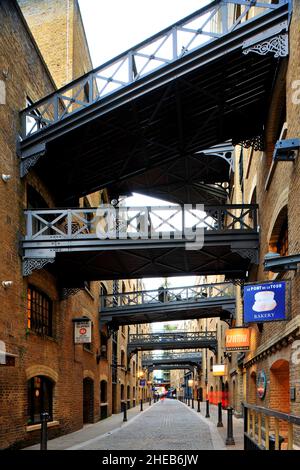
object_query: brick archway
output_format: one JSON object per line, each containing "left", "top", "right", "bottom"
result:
{"left": 270, "top": 359, "right": 290, "bottom": 413}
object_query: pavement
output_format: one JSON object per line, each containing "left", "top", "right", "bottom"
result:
{"left": 24, "top": 399, "right": 244, "bottom": 451}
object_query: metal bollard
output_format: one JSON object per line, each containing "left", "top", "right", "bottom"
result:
{"left": 192, "top": 398, "right": 194, "bottom": 409}
{"left": 197, "top": 399, "right": 201, "bottom": 413}
{"left": 140, "top": 399, "right": 143, "bottom": 412}
{"left": 188, "top": 397, "right": 190, "bottom": 407}
{"left": 217, "top": 402, "right": 223, "bottom": 427}
{"left": 205, "top": 399, "right": 210, "bottom": 418}
{"left": 123, "top": 402, "right": 128, "bottom": 422}
{"left": 149, "top": 397, "right": 152, "bottom": 406}
{"left": 40, "top": 412, "right": 49, "bottom": 450}
{"left": 225, "top": 407, "right": 235, "bottom": 445}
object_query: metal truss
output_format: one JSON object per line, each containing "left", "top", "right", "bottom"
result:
{"left": 20, "top": 0, "right": 289, "bottom": 139}
{"left": 149, "top": 365, "right": 195, "bottom": 373}
{"left": 22, "top": 204, "right": 258, "bottom": 277}
{"left": 128, "top": 330, "right": 217, "bottom": 356}
{"left": 142, "top": 351, "right": 202, "bottom": 368}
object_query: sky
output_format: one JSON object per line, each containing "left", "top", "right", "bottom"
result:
{"left": 78, "top": 0, "right": 210, "bottom": 69}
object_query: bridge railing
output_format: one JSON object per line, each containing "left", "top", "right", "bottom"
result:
{"left": 24, "top": 204, "right": 258, "bottom": 241}
{"left": 142, "top": 351, "right": 202, "bottom": 365}
{"left": 101, "top": 281, "right": 235, "bottom": 310}
{"left": 128, "top": 331, "right": 217, "bottom": 345}
{"left": 20, "top": 0, "right": 286, "bottom": 138}
{"left": 243, "top": 402, "right": 300, "bottom": 450}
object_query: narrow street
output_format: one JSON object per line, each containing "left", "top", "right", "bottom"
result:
{"left": 24, "top": 400, "right": 244, "bottom": 451}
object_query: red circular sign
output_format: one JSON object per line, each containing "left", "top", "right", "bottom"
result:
{"left": 79, "top": 328, "right": 87, "bottom": 335}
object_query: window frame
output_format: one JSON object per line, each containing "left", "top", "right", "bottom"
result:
{"left": 27, "top": 285, "right": 53, "bottom": 337}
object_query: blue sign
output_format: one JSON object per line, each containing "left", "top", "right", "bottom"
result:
{"left": 243, "top": 282, "right": 286, "bottom": 323}
{"left": 140, "top": 379, "right": 146, "bottom": 387}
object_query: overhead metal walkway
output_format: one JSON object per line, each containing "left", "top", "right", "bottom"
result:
{"left": 100, "top": 281, "right": 235, "bottom": 327}
{"left": 22, "top": 204, "right": 258, "bottom": 283}
{"left": 19, "top": 1, "right": 291, "bottom": 205}
{"left": 142, "top": 351, "right": 202, "bottom": 368}
{"left": 127, "top": 331, "right": 217, "bottom": 357}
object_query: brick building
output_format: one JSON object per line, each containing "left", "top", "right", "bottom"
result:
{"left": 0, "top": 0, "right": 149, "bottom": 450}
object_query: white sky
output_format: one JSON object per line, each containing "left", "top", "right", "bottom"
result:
{"left": 78, "top": 1, "right": 210, "bottom": 69}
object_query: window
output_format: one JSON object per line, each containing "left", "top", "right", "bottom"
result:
{"left": 27, "top": 376, "right": 53, "bottom": 425}
{"left": 277, "top": 219, "right": 288, "bottom": 257}
{"left": 121, "top": 350, "right": 126, "bottom": 368}
{"left": 269, "top": 207, "right": 288, "bottom": 258}
{"left": 27, "top": 286, "right": 52, "bottom": 337}
{"left": 100, "top": 332, "right": 107, "bottom": 359}
{"left": 132, "top": 361, "right": 136, "bottom": 376}
{"left": 100, "top": 380, "right": 107, "bottom": 403}
{"left": 210, "top": 356, "right": 214, "bottom": 372}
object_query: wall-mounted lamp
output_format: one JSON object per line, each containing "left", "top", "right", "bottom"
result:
{"left": 1, "top": 174, "right": 11, "bottom": 182}
{"left": 2, "top": 281, "right": 13, "bottom": 288}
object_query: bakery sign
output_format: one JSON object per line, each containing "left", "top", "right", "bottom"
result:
{"left": 73, "top": 318, "right": 92, "bottom": 343}
{"left": 225, "top": 328, "right": 251, "bottom": 352}
{"left": 243, "top": 281, "right": 286, "bottom": 323}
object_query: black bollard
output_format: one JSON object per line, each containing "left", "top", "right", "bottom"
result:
{"left": 225, "top": 407, "right": 235, "bottom": 445}
{"left": 197, "top": 399, "right": 201, "bottom": 413}
{"left": 188, "top": 397, "right": 190, "bottom": 407}
{"left": 140, "top": 399, "right": 143, "bottom": 412}
{"left": 217, "top": 402, "right": 223, "bottom": 427}
{"left": 192, "top": 398, "right": 194, "bottom": 409}
{"left": 40, "top": 412, "right": 49, "bottom": 450}
{"left": 205, "top": 399, "right": 210, "bottom": 418}
{"left": 149, "top": 397, "right": 151, "bottom": 406}
{"left": 123, "top": 402, "right": 128, "bottom": 422}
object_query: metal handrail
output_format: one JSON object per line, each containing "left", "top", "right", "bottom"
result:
{"left": 101, "top": 281, "right": 235, "bottom": 310}
{"left": 243, "top": 402, "right": 300, "bottom": 450}
{"left": 20, "top": 0, "right": 287, "bottom": 138}
{"left": 24, "top": 204, "right": 258, "bottom": 241}
{"left": 129, "top": 331, "right": 217, "bottom": 344}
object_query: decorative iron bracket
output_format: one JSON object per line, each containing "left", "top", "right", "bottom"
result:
{"left": 233, "top": 135, "right": 265, "bottom": 152}
{"left": 232, "top": 247, "right": 258, "bottom": 265}
{"left": 19, "top": 142, "right": 46, "bottom": 177}
{"left": 60, "top": 287, "right": 84, "bottom": 300}
{"left": 243, "top": 34, "right": 288, "bottom": 58}
{"left": 23, "top": 257, "right": 55, "bottom": 276}
{"left": 242, "top": 21, "right": 289, "bottom": 58}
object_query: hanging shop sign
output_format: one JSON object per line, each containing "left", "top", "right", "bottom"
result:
{"left": 244, "top": 281, "right": 286, "bottom": 323}
{"left": 212, "top": 364, "right": 226, "bottom": 376}
{"left": 257, "top": 370, "right": 267, "bottom": 399}
{"left": 225, "top": 328, "right": 251, "bottom": 352}
{"left": 73, "top": 318, "right": 92, "bottom": 343}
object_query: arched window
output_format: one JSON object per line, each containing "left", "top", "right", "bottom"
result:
{"left": 27, "top": 376, "right": 53, "bottom": 425}
{"left": 269, "top": 206, "right": 288, "bottom": 257}
{"left": 100, "top": 380, "right": 107, "bottom": 403}
{"left": 121, "top": 350, "right": 126, "bottom": 367}
{"left": 100, "top": 283, "right": 107, "bottom": 308}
